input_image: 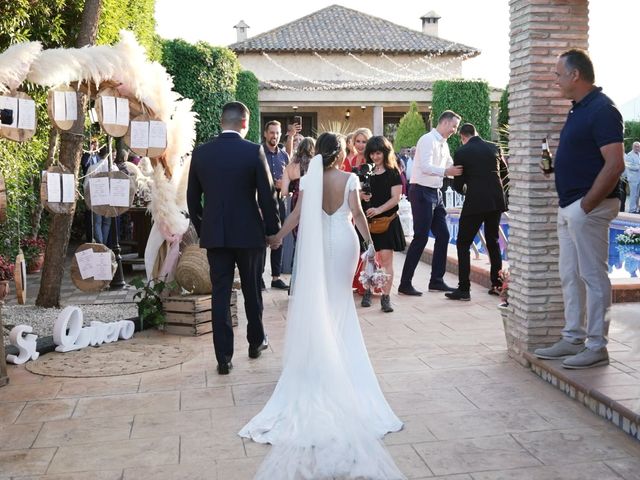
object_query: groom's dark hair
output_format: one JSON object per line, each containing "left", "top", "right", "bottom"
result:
{"left": 316, "top": 132, "right": 343, "bottom": 168}
{"left": 221, "top": 101, "right": 249, "bottom": 128}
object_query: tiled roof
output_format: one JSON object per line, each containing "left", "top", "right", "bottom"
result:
{"left": 259, "top": 80, "right": 435, "bottom": 91}
{"left": 229, "top": 5, "right": 479, "bottom": 55}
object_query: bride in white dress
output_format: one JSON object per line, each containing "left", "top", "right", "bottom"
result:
{"left": 239, "top": 132, "right": 405, "bottom": 479}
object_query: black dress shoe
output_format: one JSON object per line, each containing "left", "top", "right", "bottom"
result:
{"left": 398, "top": 284, "right": 423, "bottom": 296}
{"left": 217, "top": 362, "right": 233, "bottom": 375}
{"left": 488, "top": 285, "right": 501, "bottom": 296}
{"left": 271, "top": 279, "right": 289, "bottom": 290}
{"left": 260, "top": 279, "right": 266, "bottom": 291}
{"left": 249, "top": 337, "right": 269, "bottom": 359}
{"left": 445, "top": 289, "right": 471, "bottom": 301}
{"left": 428, "top": 281, "right": 455, "bottom": 292}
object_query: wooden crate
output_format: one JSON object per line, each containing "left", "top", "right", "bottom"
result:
{"left": 162, "top": 290, "right": 238, "bottom": 336}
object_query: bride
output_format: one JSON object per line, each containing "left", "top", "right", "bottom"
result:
{"left": 239, "top": 132, "right": 405, "bottom": 479}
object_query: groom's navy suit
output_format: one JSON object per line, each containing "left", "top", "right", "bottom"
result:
{"left": 187, "top": 131, "right": 280, "bottom": 365}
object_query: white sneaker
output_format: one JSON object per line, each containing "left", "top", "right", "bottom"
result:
{"left": 562, "top": 348, "right": 609, "bottom": 369}
{"left": 533, "top": 339, "right": 584, "bottom": 360}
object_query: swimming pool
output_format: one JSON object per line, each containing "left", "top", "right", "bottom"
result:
{"left": 433, "top": 214, "right": 640, "bottom": 279}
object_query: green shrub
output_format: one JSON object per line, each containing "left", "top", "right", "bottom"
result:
{"left": 624, "top": 121, "right": 640, "bottom": 152}
{"left": 235, "top": 70, "right": 261, "bottom": 143}
{"left": 394, "top": 101, "right": 427, "bottom": 151}
{"left": 432, "top": 80, "right": 491, "bottom": 153}
{"left": 161, "top": 39, "right": 239, "bottom": 144}
{"left": 497, "top": 87, "right": 509, "bottom": 154}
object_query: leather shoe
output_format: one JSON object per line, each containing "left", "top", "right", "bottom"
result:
{"left": 217, "top": 362, "right": 233, "bottom": 375}
{"left": 428, "top": 281, "right": 455, "bottom": 292}
{"left": 398, "top": 284, "right": 422, "bottom": 296}
{"left": 271, "top": 279, "right": 289, "bottom": 290}
{"left": 249, "top": 336, "right": 269, "bottom": 359}
{"left": 445, "top": 289, "right": 471, "bottom": 301}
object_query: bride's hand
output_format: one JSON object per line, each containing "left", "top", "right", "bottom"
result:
{"left": 267, "top": 235, "right": 282, "bottom": 249}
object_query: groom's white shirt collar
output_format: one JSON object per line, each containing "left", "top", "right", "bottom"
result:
{"left": 221, "top": 130, "right": 241, "bottom": 136}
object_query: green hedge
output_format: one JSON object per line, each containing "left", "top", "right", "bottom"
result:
{"left": 431, "top": 80, "right": 491, "bottom": 153}
{"left": 394, "top": 101, "right": 427, "bottom": 151}
{"left": 235, "top": 70, "right": 261, "bottom": 143}
{"left": 625, "top": 121, "right": 640, "bottom": 152}
{"left": 161, "top": 39, "right": 239, "bottom": 145}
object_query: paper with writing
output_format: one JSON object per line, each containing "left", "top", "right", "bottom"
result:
{"left": 62, "top": 174, "right": 75, "bottom": 203}
{"left": 115, "top": 98, "right": 129, "bottom": 126}
{"left": 148, "top": 120, "right": 167, "bottom": 148}
{"left": 75, "top": 249, "right": 95, "bottom": 279}
{"left": 17, "top": 98, "right": 36, "bottom": 130}
{"left": 130, "top": 121, "right": 149, "bottom": 149}
{"left": 109, "top": 178, "right": 130, "bottom": 207}
{"left": 53, "top": 92, "right": 66, "bottom": 121}
{"left": 47, "top": 172, "right": 61, "bottom": 203}
{"left": 89, "top": 177, "right": 110, "bottom": 206}
{"left": 101, "top": 96, "right": 116, "bottom": 124}
{"left": 93, "top": 252, "right": 113, "bottom": 280}
{"left": 65, "top": 92, "right": 77, "bottom": 121}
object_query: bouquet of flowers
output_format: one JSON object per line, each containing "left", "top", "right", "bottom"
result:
{"left": 0, "top": 255, "right": 14, "bottom": 281}
{"left": 359, "top": 244, "right": 390, "bottom": 291}
{"left": 497, "top": 268, "right": 510, "bottom": 308}
{"left": 616, "top": 226, "right": 640, "bottom": 245}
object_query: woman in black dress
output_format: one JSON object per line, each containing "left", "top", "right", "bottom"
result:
{"left": 360, "top": 136, "right": 406, "bottom": 312}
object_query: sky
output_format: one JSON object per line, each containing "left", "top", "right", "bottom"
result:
{"left": 155, "top": 0, "right": 640, "bottom": 118}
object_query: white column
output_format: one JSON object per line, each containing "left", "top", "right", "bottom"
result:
{"left": 373, "top": 106, "right": 384, "bottom": 136}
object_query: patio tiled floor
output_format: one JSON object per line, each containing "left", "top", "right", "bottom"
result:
{"left": 1, "top": 255, "right": 639, "bottom": 479}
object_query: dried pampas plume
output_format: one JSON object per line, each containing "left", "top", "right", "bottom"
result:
{"left": 0, "top": 42, "right": 42, "bottom": 93}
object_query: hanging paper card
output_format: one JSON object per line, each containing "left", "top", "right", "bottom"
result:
{"left": 75, "top": 248, "right": 95, "bottom": 279}
{"left": 89, "top": 177, "right": 110, "bottom": 206}
{"left": 17, "top": 98, "right": 36, "bottom": 130}
{"left": 53, "top": 91, "right": 66, "bottom": 121}
{"left": 62, "top": 174, "right": 75, "bottom": 203}
{"left": 47, "top": 172, "right": 62, "bottom": 202}
{"left": 115, "top": 97, "right": 129, "bottom": 126}
{"left": 65, "top": 91, "right": 77, "bottom": 121}
{"left": 148, "top": 120, "right": 167, "bottom": 148}
{"left": 93, "top": 252, "right": 114, "bottom": 281}
{"left": 130, "top": 121, "right": 149, "bottom": 149}
{"left": 109, "top": 178, "right": 130, "bottom": 207}
{"left": 101, "top": 96, "right": 117, "bottom": 124}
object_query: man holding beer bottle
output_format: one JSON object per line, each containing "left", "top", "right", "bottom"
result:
{"left": 534, "top": 49, "right": 625, "bottom": 369}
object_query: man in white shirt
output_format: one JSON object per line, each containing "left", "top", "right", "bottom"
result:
{"left": 625, "top": 141, "right": 640, "bottom": 213}
{"left": 398, "top": 110, "right": 463, "bottom": 295}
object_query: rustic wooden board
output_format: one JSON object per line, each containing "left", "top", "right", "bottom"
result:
{"left": 40, "top": 165, "right": 76, "bottom": 215}
{"left": 0, "top": 91, "right": 37, "bottom": 142}
{"left": 124, "top": 112, "right": 167, "bottom": 158}
{"left": 46, "top": 86, "right": 77, "bottom": 131}
{"left": 95, "top": 87, "right": 129, "bottom": 137}
{"left": 84, "top": 170, "right": 134, "bottom": 218}
{"left": 164, "top": 321, "right": 213, "bottom": 336}
{"left": 14, "top": 252, "right": 26, "bottom": 305}
{"left": 165, "top": 310, "right": 211, "bottom": 325}
{"left": 163, "top": 294, "right": 212, "bottom": 313}
{"left": 70, "top": 243, "right": 116, "bottom": 292}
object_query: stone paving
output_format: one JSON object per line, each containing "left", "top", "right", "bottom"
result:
{"left": 1, "top": 255, "right": 640, "bottom": 479}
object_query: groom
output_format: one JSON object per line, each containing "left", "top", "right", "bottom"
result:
{"left": 187, "top": 101, "right": 281, "bottom": 375}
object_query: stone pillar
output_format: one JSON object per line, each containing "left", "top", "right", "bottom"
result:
{"left": 373, "top": 106, "right": 384, "bottom": 136}
{"left": 504, "top": 0, "right": 589, "bottom": 364}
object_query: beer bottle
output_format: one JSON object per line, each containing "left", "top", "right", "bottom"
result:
{"left": 541, "top": 138, "right": 554, "bottom": 174}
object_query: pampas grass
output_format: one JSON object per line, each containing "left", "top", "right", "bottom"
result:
{"left": 0, "top": 42, "right": 42, "bottom": 92}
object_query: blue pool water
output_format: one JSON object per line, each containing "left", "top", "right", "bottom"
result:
{"left": 432, "top": 215, "right": 639, "bottom": 279}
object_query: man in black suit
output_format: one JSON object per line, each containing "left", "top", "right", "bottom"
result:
{"left": 187, "top": 102, "right": 281, "bottom": 374}
{"left": 446, "top": 123, "right": 509, "bottom": 301}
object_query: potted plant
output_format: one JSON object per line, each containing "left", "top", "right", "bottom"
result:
{"left": 0, "top": 255, "right": 14, "bottom": 301}
{"left": 130, "top": 276, "right": 177, "bottom": 331}
{"left": 20, "top": 237, "right": 46, "bottom": 273}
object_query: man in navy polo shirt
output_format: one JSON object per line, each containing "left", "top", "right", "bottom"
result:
{"left": 261, "top": 120, "right": 290, "bottom": 290}
{"left": 534, "top": 49, "right": 625, "bottom": 369}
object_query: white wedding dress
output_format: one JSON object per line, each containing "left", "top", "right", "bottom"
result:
{"left": 239, "top": 155, "right": 405, "bottom": 480}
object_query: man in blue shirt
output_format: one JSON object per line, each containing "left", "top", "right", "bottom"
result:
{"left": 534, "top": 49, "right": 625, "bottom": 369}
{"left": 262, "top": 120, "right": 290, "bottom": 290}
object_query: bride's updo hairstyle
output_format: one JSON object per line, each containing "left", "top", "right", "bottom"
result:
{"left": 316, "top": 132, "right": 344, "bottom": 169}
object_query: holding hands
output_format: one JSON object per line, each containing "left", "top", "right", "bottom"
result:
{"left": 267, "top": 235, "right": 282, "bottom": 250}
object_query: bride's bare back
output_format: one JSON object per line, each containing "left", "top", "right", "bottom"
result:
{"left": 322, "top": 168, "right": 351, "bottom": 215}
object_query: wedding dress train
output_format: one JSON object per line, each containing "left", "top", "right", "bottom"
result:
{"left": 239, "top": 155, "right": 404, "bottom": 479}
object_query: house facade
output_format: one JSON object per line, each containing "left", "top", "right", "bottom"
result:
{"left": 229, "top": 5, "right": 501, "bottom": 141}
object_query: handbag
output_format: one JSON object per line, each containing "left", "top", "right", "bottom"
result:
{"left": 368, "top": 213, "right": 397, "bottom": 234}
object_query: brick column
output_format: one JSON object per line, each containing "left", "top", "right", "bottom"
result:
{"left": 504, "top": 0, "right": 589, "bottom": 364}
